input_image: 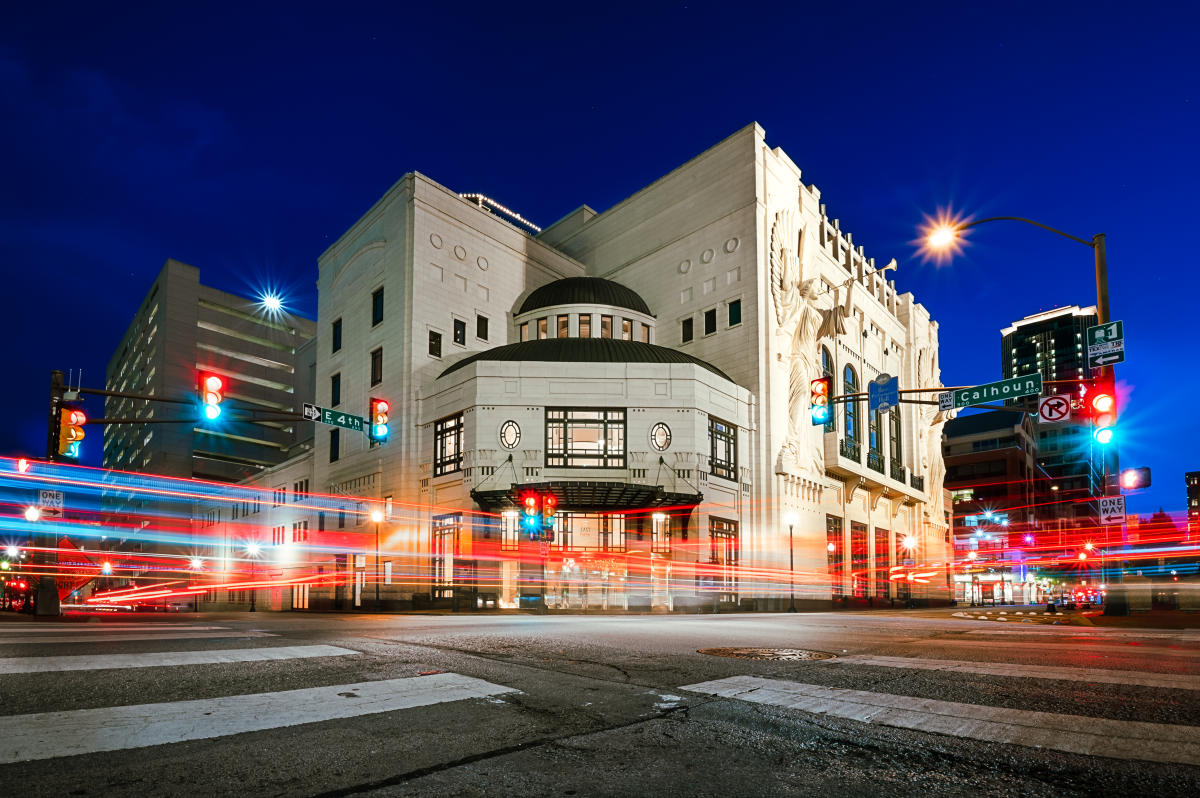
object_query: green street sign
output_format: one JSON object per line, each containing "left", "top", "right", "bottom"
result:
{"left": 304, "top": 402, "right": 364, "bottom": 432}
{"left": 952, "top": 374, "right": 1043, "bottom": 409}
{"left": 322, "top": 408, "right": 364, "bottom": 432}
{"left": 1086, "top": 320, "right": 1123, "bottom": 347}
{"left": 1086, "top": 320, "right": 1125, "bottom": 368}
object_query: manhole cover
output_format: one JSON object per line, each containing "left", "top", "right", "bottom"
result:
{"left": 697, "top": 647, "right": 836, "bottom": 661}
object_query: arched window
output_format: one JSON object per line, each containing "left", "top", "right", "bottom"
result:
{"left": 821, "top": 346, "right": 835, "bottom": 433}
{"left": 843, "top": 365, "right": 859, "bottom": 447}
{"left": 889, "top": 407, "right": 902, "bottom": 466}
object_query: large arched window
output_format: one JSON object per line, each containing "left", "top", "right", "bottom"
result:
{"left": 843, "top": 365, "right": 859, "bottom": 447}
{"left": 821, "top": 346, "right": 835, "bottom": 433}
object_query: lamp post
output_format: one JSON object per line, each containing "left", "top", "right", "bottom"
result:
{"left": 783, "top": 512, "right": 798, "bottom": 612}
{"left": 370, "top": 509, "right": 384, "bottom": 612}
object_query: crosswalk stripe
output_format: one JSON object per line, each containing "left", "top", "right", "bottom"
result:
{"left": 0, "top": 672, "right": 516, "bottom": 764}
{"left": 0, "top": 631, "right": 274, "bottom": 645}
{"left": 681, "top": 675, "right": 1200, "bottom": 766}
{"left": 0, "top": 625, "right": 230, "bottom": 634}
{"left": 827, "top": 655, "right": 1200, "bottom": 691}
{"left": 0, "top": 645, "right": 358, "bottom": 674}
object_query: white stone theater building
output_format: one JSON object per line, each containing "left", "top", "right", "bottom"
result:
{"left": 203, "top": 123, "right": 950, "bottom": 612}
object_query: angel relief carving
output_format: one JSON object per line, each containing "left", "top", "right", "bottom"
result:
{"left": 770, "top": 210, "right": 801, "bottom": 326}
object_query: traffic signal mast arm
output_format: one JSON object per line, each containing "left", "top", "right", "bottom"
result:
{"left": 829, "top": 380, "right": 1100, "bottom": 407}
{"left": 73, "top": 385, "right": 305, "bottom": 425}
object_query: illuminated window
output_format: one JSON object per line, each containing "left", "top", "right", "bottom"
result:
{"left": 640, "top": 324, "right": 650, "bottom": 343}
{"left": 556, "top": 513, "right": 625, "bottom": 551}
{"left": 453, "top": 318, "right": 466, "bottom": 346}
{"left": 826, "top": 515, "right": 844, "bottom": 599}
{"left": 600, "top": 315, "right": 612, "bottom": 338}
{"left": 537, "top": 318, "right": 548, "bottom": 339}
{"left": 545, "top": 408, "right": 626, "bottom": 468}
{"left": 844, "top": 365, "right": 859, "bottom": 446}
{"left": 579, "top": 315, "right": 591, "bottom": 338}
{"left": 621, "top": 319, "right": 632, "bottom": 340}
{"left": 558, "top": 315, "right": 569, "bottom": 338}
{"left": 519, "top": 322, "right": 529, "bottom": 342}
{"left": 652, "top": 513, "right": 670, "bottom": 553}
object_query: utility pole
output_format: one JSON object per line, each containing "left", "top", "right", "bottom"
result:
{"left": 35, "top": 370, "right": 66, "bottom": 615}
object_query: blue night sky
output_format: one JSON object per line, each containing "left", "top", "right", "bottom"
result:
{"left": 2, "top": 2, "right": 1196, "bottom": 517}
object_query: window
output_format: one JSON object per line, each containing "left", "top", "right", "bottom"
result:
{"left": 827, "top": 515, "right": 844, "bottom": 599}
{"left": 272, "top": 486, "right": 286, "bottom": 507}
{"left": 708, "top": 416, "right": 737, "bottom": 481}
{"left": 370, "top": 347, "right": 383, "bottom": 385}
{"left": 432, "top": 513, "right": 462, "bottom": 597}
{"left": 453, "top": 318, "right": 467, "bottom": 346}
{"left": 537, "top": 318, "right": 548, "bottom": 339}
{"left": 329, "top": 429, "right": 340, "bottom": 463}
{"left": 434, "top": 412, "right": 464, "bottom": 476}
{"left": 519, "top": 322, "right": 529, "bottom": 342}
{"left": 851, "top": 522, "right": 869, "bottom": 598}
{"left": 545, "top": 408, "right": 626, "bottom": 468}
{"left": 556, "top": 513, "right": 625, "bottom": 551}
{"left": 703, "top": 308, "right": 717, "bottom": 335}
{"left": 869, "top": 405, "right": 882, "bottom": 457}
{"left": 429, "top": 331, "right": 441, "bottom": 358}
{"left": 292, "top": 520, "right": 309, "bottom": 543}
{"left": 728, "top": 299, "right": 741, "bottom": 326}
{"left": 476, "top": 314, "right": 488, "bottom": 341}
{"left": 331, "top": 318, "right": 342, "bottom": 353}
{"left": 652, "top": 513, "right": 670, "bottom": 553}
{"left": 292, "top": 480, "right": 308, "bottom": 501}
{"left": 889, "top": 408, "right": 902, "bottom": 465}
{"left": 681, "top": 317, "right": 694, "bottom": 343}
{"left": 338, "top": 508, "right": 346, "bottom": 529}
{"left": 330, "top": 373, "right": 341, "bottom": 407}
{"left": 875, "top": 526, "right": 890, "bottom": 600}
{"left": 708, "top": 517, "right": 739, "bottom": 600}
{"left": 557, "top": 315, "right": 569, "bottom": 338}
{"left": 371, "top": 287, "right": 384, "bottom": 326}
{"left": 579, "top": 315, "right": 591, "bottom": 338}
{"left": 501, "top": 512, "right": 519, "bottom": 551}
{"left": 620, "top": 319, "right": 632, "bottom": 340}
{"left": 640, "top": 323, "right": 650, "bottom": 343}
{"left": 600, "top": 315, "right": 612, "bottom": 338}
{"left": 844, "top": 365, "right": 859, "bottom": 446}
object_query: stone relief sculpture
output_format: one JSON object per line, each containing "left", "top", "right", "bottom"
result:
{"left": 770, "top": 209, "right": 801, "bottom": 326}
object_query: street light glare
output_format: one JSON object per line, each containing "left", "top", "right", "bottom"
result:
{"left": 915, "top": 209, "right": 969, "bottom": 264}
{"left": 24, "top": 506, "right": 41, "bottom": 522}
{"left": 260, "top": 292, "right": 283, "bottom": 313}
{"left": 783, "top": 512, "right": 798, "bottom": 527}
{"left": 245, "top": 542, "right": 261, "bottom": 556}
{"left": 370, "top": 510, "right": 384, "bottom": 523}
{"left": 927, "top": 225, "right": 957, "bottom": 249}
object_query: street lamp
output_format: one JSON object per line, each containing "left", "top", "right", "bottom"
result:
{"left": 783, "top": 512, "right": 798, "bottom": 612}
{"left": 370, "top": 509, "right": 384, "bottom": 612}
{"left": 244, "top": 541, "right": 260, "bottom": 612}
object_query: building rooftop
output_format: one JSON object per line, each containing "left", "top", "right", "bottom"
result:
{"left": 439, "top": 338, "right": 732, "bottom": 382}
{"left": 518, "top": 277, "right": 653, "bottom": 317}
{"left": 943, "top": 409, "right": 1029, "bottom": 438}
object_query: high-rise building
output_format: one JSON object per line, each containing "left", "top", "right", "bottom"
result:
{"left": 1187, "top": 471, "right": 1200, "bottom": 537}
{"left": 1000, "top": 306, "right": 1104, "bottom": 525}
{"left": 104, "top": 259, "right": 317, "bottom": 488}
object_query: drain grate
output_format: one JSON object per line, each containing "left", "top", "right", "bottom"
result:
{"left": 698, "top": 647, "right": 836, "bottom": 661}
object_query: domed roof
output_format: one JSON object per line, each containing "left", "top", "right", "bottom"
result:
{"left": 439, "top": 338, "right": 732, "bottom": 382}
{"left": 518, "top": 277, "right": 652, "bottom": 316}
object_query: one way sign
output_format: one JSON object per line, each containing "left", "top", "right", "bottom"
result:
{"left": 1099, "top": 495, "right": 1126, "bottom": 526}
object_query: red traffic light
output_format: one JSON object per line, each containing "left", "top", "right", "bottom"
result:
{"left": 1120, "top": 467, "right": 1151, "bottom": 490}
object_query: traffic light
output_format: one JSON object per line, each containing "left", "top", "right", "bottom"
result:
{"left": 1120, "top": 467, "right": 1151, "bottom": 490}
{"left": 369, "top": 398, "right": 390, "bottom": 442}
{"left": 1089, "top": 380, "right": 1116, "bottom": 444}
{"left": 199, "top": 373, "right": 224, "bottom": 420}
{"left": 809, "top": 376, "right": 832, "bottom": 426}
{"left": 57, "top": 404, "right": 86, "bottom": 458}
{"left": 520, "top": 491, "right": 542, "bottom": 536}
{"left": 541, "top": 492, "right": 557, "bottom": 542}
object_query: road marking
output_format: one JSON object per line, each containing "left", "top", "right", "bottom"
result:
{"left": 0, "top": 644, "right": 358, "bottom": 674}
{"left": 0, "top": 631, "right": 274, "bottom": 645}
{"left": 922, "top": 638, "right": 1200, "bottom": 658}
{"left": 682, "top": 676, "right": 1200, "bottom": 765}
{"left": 827, "top": 655, "right": 1200, "bottom": 691}
{"left": 964, "top": 628, "right": 1200, "bottom": 641}
{"left": 0, "top": 625, "right": 230, "bottom": 634}
{"left": 0, "top": 672, "right": 516, "bottom": 764}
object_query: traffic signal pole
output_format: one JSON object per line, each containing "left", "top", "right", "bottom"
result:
{"left": 35, "top": 371, "right": 65, "bottom": 615}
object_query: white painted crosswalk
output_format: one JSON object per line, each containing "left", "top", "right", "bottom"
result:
{"left": 0, "top": 672, "right": 518, "bottom": 764}
{"left": 682, "top": 675, "right": 1200, "bottom": 765}
{"left": 0, "top": 644, "right": 358, "bottom": 674}
{"left": 0, "top": 630, "right": 275, "bottom": 644}
{"left": 825, "top": 654, "right": 1200, "bottom": 691}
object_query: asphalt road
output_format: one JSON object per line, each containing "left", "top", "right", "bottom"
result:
{"left": 1, "top": 609, "right": 1197, "bottom": 797}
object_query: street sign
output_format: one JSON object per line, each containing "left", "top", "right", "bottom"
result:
{"left": 1037, "top": 395, "right": 1071, "bottom": 424}
{"left": 868, "top": 373, "right": 899, "bottom": 413}
{"left": 1099, "top": 495, "right": 1126, "bottom": 526}
{"left": 305, "top": 403, "right": 365, "bottom": 432}
{"left": 951, "top": 374, "right": 1043, "bottom": 409}
{"left": 937, "top": 391, "right": 954, "bottom": 412}
{"left": 39, "top": 489, "right": 64, "bottom": 518}
{"left": 1086, "top": 320, "right": 1125, "bottom": 368}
